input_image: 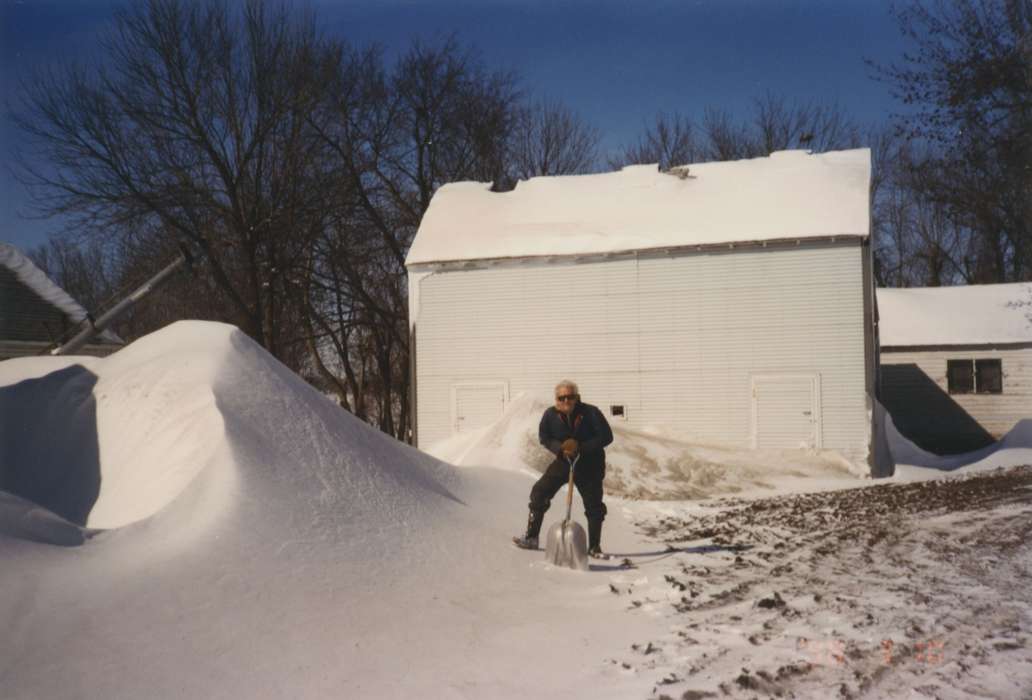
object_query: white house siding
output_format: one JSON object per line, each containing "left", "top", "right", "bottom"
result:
{"left": 412, "top": 241, "right": 871, "bottom": 467}
{"left": 880, "top": 345, "right": 1032, "bottom": 453}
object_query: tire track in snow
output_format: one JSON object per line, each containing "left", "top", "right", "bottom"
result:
{"left": 611, "top": 465, "right": 1032, "bottom": 699}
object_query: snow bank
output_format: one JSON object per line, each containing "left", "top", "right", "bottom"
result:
{"left": 430, "top": 392, "right": 1031, "bottom": 496}
{"left": 407, "top": 149, "right": 871, "bottom": 265}
{"left": 1, "top": 320, "right": 467, "bottom": 533}
{"left": 427, "top": 392, "right": 865, "bottom": 500}
{"left": 877, "top": 282, "right": 1032, "bottom": 346}
{"left": 1, "top": 323, "right": 236, "bottom": 529}
{"left": 887, "top": 411, "right": 1032, "bottom": 481}
{"left": 0, "top": 321, "right": 662, "bottom": 700}
{"left": 0, "top": 491, "right": 91, "bottom": 546}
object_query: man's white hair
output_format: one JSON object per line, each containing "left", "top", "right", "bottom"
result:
{"left": 554, "top": 379, "right": 579, "bottom": 396}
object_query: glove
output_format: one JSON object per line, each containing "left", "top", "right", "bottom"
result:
{"left": 561, "top": 438, "right": 579, "bottom": 456}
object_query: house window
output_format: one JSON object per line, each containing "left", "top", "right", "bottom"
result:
{"left": 947, "top": 359, "right": 1003, "bottom": 395}
{"left": 947, "top": 360, "right": 974, "bottom": 394}
{"left": 975, "top": 359, "right": 1003, "bottom": 394}
{"left": 610, "top": 405, "right": 626, "bottom": 419}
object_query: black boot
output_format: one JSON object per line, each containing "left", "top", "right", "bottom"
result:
{"left": 587, "top": 518, "right": 603, "bottom": 556}
{"left": 512, "top": 510, "right": 544, "bottom": 550}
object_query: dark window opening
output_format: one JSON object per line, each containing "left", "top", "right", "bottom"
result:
{"left": 947, "top": 360, "right": 974, "bottom": 394}
{"left": 975, "top": 359, "right": 1003, "bottom": 394}
{"left": 610, "top": 405, "right": 625, "bottom": 418}
{"left": 948, "top": 359, "right": 1003, "bottom": 395}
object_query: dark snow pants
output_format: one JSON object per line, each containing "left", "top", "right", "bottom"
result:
{"left": 528, "top": 456, "right": 607, "bottom": 524}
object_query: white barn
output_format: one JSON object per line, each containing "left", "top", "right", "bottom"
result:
{"left": 406, "top": 149, "right": 884, "bottom": 474}
{"left": 877, "top": 283, "right": 1032, "bottom": 454}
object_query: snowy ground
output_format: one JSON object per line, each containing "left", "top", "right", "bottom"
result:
{"left": 1, "top": 321, "right": 1030, "bottom": 699}
{"left": 617, "top": 466, "right": 1032, "bottom": 699}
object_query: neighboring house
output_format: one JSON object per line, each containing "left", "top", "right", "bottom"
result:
{"left": 877, "top": 283, "right": 1032, "bottom": 455}
{"left": 406, "top": 149, "right": 887, "bottom": 475}
{"left": 0, "top": 243, "right": 123, "bottom": 360}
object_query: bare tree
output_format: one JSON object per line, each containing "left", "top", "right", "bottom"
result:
{"left": 870, "top": 125, "right": 914, "bottom": 287}
{"left": 873, "top": 0, "right": 1032, "bottom": 282}
{"left": 700, "top": 107, "right": 759, "bottom": 161}
{"left": 872, "top": 136, "right": 984, "bottom": 287}
{"left": 510, "top": 99, "right": 600, "bottom": 180}
{"left": 702, "top": 95, "right": 863, "bottom": 161}
{"left": 751, "top": 93, "right": 862, "bottom": 154}
{"left": 612, "top": 96, "right": 863, "bottom": 171}
{"left": 13, "top": 0, "right": 337, "bottom": 361}
{"left": 301, "top": 38, "right": 525, "bottom": 439}
{"left": 18, "top": 14, "right": 581, "bottom": 441}
{"left": 29, "top": 237, "right": 117, "bottom": 315}
{"left": 389, "top": 38, "right": 522, "bottom": 203}
{"left": 609, "top": 111, "right": 700, "bottom": 170}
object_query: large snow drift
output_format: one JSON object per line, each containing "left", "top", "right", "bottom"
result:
{"left": 0, "top": 322, "right": 661, "bottom": 700}
{"left": 0, "top": 329, "right": 234, "bottom": 529}
{"left": 887, "top": 414, "right": 1032, "bottom": 480}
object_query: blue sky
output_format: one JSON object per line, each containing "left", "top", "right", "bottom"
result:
{"left": 1, "top": 0, "right": 908, "bottom": 251}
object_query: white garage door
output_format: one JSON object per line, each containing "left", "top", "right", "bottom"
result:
{"left": 751, "top": 374, "right": 822, "bottom": 449}
{"left": 452, "top": 383, "right": 508, "bottom": 435}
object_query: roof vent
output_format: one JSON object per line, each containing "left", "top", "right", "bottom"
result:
{"left": 663, "top": 165, "right": 694, "bottom": 180}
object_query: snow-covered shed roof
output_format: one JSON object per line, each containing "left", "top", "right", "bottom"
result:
{"left": 0, "top": 242, "right": 122, "bottom": 345}
{"left": 406, "top": 148, "right": 871, "bottom": 266}
{"left": 877, "top": 283, "right": 1032, "bottom": 347}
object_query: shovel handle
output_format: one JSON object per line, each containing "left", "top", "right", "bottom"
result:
{"left": 563, "top": 454, "right": 579, "bottom": 523}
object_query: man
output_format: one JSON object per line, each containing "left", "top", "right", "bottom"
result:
{"left": 513, "top": 380, "right": 614, "bottom": 557}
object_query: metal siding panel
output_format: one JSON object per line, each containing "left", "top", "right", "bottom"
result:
{"left": 414, "top": 246, "right": 869, "bottom": 463}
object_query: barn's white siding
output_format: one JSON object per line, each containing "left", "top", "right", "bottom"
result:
{"left": 412, "top": 242, "right": 871, "bottom": 467}
{"left": 880, "top": 345, "right": 1032, "bottom": 453}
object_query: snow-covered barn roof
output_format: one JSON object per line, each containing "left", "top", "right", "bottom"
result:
{"left": 877, "top": 283, "right": 1032, "bottom": 347}
{"left": 406, "top": 148, "right": 871, "bottom": 266}
{"left": 0, "top": 242, "right": 122, "bottom": 345}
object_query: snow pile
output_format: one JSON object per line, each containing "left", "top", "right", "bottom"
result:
{"left": 427, "top": 392, "right": 865, "bottom": 500}
{"left": 1, "top": 326, "right": 236, "bottom": 529}
{"left": 886, "top": 409, "right": 1032, "bottom": 480}
{"left": 430, "top": 393, "right": 1032, "bottom": 494}
{"left": 426, "top": 392, "right": 556, "bottom": 476}
{"left": 407, "top": 149, "right": 871, "bottom": 265}
{"left": 0, "top": 321, "right": 662, "bottom": 700}
{"left": 877, "top": 282, "right": 1032, "bottom": 346}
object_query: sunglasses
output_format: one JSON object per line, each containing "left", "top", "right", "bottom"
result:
{"left": 555, "top": 394, "right": 578, "bottom": 402}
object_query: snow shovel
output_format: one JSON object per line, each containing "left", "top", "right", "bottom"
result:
{"left": 544, "top": 454, "right": 589, "bottom": 571}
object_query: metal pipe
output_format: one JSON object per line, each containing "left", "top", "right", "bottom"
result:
{"left": 52, "top": 248, "right": 192, "bottom": 356}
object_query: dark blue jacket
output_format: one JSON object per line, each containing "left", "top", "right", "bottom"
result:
{"left": 538, "top": 402, "right": 613, "bottom": 470}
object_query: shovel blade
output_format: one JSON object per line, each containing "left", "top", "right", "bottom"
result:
{"left": 544, "top": 520, "right": 589, "bottom": 571}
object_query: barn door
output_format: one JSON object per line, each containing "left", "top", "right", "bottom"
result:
{"left": 451, "top": 382, "right": 509, "bottom": 435}
{"left": 751, "top": 374, "right": 822, "bottom": 449}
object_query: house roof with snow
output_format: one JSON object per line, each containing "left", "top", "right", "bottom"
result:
{"left": 877, "top": 283, "right": 1032, "bottom": 347}
{"left": 0, "top": 242, "right": 122, "bottom": 347}
{"left": 406, "top": 148, "right": 872, "bottom": 266}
